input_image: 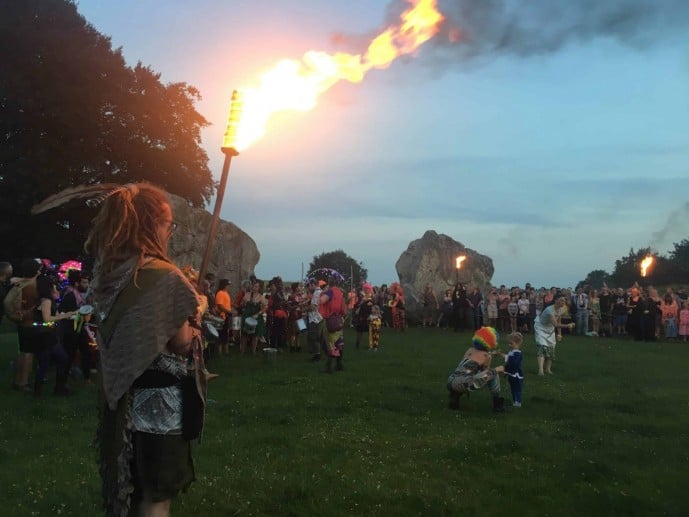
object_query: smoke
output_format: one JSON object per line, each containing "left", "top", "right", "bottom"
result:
{"left": 651, "top": 202, "right": 689, "bottom": 249}
{"left": 405, "top": 0, "right": 689, "bottom": 59}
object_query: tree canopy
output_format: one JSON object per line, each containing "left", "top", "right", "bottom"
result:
{"left": 579, "top": 242, "right": 689, "bottom": 289}
{"left": 307, "top": 250, "right": 368, "bottom": 288}
{"left": 0, "top": 0, "right": 214, "bottom": 262}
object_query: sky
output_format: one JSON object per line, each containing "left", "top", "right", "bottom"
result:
{"left": 75, "top": 0, "right": 689, "bottom": 288}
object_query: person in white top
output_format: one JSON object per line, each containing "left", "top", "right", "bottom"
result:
{"left": 306, "top": 279, "right": 324, "bottom": 362}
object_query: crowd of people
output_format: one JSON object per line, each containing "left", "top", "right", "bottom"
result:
{"left": 2, "top": 182, "right": 688, "bottom": 516}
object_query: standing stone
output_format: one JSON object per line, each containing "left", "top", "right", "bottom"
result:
{"left": 168, "top": 193, "right": 260, "bottom": 288}
{"left": 395, "top": 230, "right": 494, "bottom": 323}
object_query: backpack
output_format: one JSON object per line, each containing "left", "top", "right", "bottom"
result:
{"left": 3, "top": 279, "right": 38, "bottom": 324}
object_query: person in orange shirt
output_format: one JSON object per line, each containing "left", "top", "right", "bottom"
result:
{"left": 215, "top": 279, "right": 232, "bottom": 356}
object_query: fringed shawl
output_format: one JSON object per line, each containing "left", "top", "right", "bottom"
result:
{"left": 95, "top": 258, "right": 200, "bottom": 410}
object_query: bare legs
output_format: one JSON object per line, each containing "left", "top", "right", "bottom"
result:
{"left": 537, "top": 356, "right": 553, "bottom": 375}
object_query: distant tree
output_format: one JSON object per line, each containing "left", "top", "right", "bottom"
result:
{"left": 307, "top": 250, "right": 368, "bottom": 287}
{"left": 668, "top": 239, "right": 689, "bottom": 276}
{"left": 0, "top": 0, "right": 213, "bottom": 263}
{"left": 577, "top": 269, "right": 611, "bottom": 290}
{"left": 609, "top": 247, "right": 654, "bottom": 287}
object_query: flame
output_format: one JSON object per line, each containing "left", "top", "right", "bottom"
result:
{"left": 456, "top": 255, "right": 466, "bottom": 270}
{"left": 224, "top": 0, "right": 444, "bottom": 151}
{"left": 640, "top": 256, "right": 654, "bottom": 277}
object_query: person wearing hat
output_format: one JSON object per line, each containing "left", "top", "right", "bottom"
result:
{"left": 305, "top": 279, "right": 324, "bottom": 361}
{"left": 446, "top": 326, "right": 505, "bottom": 412}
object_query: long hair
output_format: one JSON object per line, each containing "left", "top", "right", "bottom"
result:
{"left": 84, "top": 183, "right": 171, "bottom": 275}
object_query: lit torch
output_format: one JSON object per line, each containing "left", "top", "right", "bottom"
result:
{"left": 455, "top": 255, "right": 466, "bottom": 283}
{"left": 196, "top": 1, "right": 445, "bottom": 287}
{"left": 197, "top": 91, "right": 243, "bottom": 291}
{"left": 640, "top": 256, "right": 654, "bottom": 278}
{"left": 229, "top": 0, "right": 444, "bottom": 152}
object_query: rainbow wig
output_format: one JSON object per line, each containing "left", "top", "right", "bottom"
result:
{"left": 472, "top": 326, "right": 499, "bottom": 351}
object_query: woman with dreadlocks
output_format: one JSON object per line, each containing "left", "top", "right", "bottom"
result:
{"left": 80, "top": 183, "right": 206, "bottom": 517}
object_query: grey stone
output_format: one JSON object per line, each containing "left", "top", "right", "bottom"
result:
{"left": 395, "top": 230, "right": 494, "bottom": 323}
{"left": 168, "top": 194, "right": 260, "bottom": 287}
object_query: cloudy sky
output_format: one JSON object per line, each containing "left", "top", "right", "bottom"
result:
{"left": 76, "top": 0, "right": 689, "bottom": 287}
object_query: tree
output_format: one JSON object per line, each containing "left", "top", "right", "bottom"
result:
{"left": 610, "top": 248, "right": 653, "bottom": 286}
{"left": 668, "top": 239, "right": 689, "bottom": 277}
{"left": 0, "top": 0, "right": 214, "bottom": 263}
{"left": 307, "top": 250, "right": 368, "bottom": 288}
{"left": 577, "top": 269, "right": 611, "bottom": 290}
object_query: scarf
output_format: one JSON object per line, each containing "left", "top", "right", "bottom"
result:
{"left": 93, "top": 257, "right": 200, "bottom": 410}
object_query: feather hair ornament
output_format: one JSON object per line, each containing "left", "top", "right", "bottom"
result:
{"left": 31, "top": 183, "right": 129, "bottom": 214}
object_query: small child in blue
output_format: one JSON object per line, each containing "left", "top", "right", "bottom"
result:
{"left": 501, "top": 332, "right": 524, "bottom": 407}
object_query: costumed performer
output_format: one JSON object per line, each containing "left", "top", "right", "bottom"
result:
{"left": 446, "top": 326, "right": 505, "bottom": 412}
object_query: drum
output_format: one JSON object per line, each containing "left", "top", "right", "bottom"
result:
{"left": 231, "top": 316, "right": 242, "bottom": 331}
{"left": 244, "top": 317, "right": 258, "bottom": 334}
{"left": 204, "top": 321, "right": 219, "bottom": 339}
{"left": 295, "top": 318, "right": 307, "bottom": 333}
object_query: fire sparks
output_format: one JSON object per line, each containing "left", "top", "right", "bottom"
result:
{"left": 640, "top": 256, "right": 654, "bottom": 277}
{"left": 456, "top": 255, "right": 466, "bottom": 270}
{"left": 223, "top": 0, "right": 444, "bottom": 151}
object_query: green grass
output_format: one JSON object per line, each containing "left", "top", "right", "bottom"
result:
{"left": 1, "top": 326, "right": 688, "bottom": 516}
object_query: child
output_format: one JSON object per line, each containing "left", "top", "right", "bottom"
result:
{"left": 679, "top": 300, "right": 689, "bottom": 342}
{"left": 500, "top": 332, "right": 524, "bottom": 407}
{"left": 368, "top": 305, "right": 382, "bottom": 351}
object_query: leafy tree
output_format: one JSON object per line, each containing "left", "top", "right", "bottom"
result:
{"left": 609, "top": 247, "right": 655, "bottom": 286}
{"left": 307, "top": 250, "right": 368, "bottom": 287}
{"left": 0, "top": 0, "right": 213, "bottom": 263}
{"left": 668, "top": 239, "right": 689, "bottom": 276}
{"left": 577, "top": 269, "right": 611, "bottom": 290}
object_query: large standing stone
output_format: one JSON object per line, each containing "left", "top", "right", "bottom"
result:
{"left": 395, "top": 230, "right": 494, "bottom": 323}
{"left": 168, "top": 194, "right": 260, "bottom": 287}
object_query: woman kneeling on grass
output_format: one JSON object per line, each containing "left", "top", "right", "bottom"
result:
{"left": 534, "top": 295, "right": 575, "bottom": 376}
{"left": 446, "top": 326, "right": 505, "bottom": 412}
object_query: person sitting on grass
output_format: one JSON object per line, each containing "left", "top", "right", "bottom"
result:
{"left": 446, "top": 326, "right": 505, "bottom": 413}
{"left": 498, "top": 332, "right": 524, "bottom": 407}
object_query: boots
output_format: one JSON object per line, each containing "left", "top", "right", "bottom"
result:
{"left": 448, "top": 391, "right": 460, "bottom": 410}
{"left": 323, "top": 357, "right": 333, "bottom": 374}
{"left": 492, "top": 396, "right": 505, "bottom": 413}
{"left": 335, "top": 356, "right": 344, "bottom": 371}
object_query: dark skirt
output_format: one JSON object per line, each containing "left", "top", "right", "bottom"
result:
{"left": 132, "top": 432, "right": 195, "bottom": 503}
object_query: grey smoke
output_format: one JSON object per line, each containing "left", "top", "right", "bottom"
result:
{"left": 651, "top": 202, "right": 689, "bottom": 248}
{"left": 434, "top": 0, "right": 689, "bottom": 58}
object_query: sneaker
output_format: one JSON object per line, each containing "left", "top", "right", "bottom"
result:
{"left": 513, "top": 402, "right": 522, "bottom": 407}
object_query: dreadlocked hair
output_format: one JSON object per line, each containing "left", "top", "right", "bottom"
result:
{"left": 84, "top": 182, "right": 171, "bottom": 275}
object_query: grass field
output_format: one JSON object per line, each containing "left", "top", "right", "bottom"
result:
{"left": 1, "top": 325, "right": 687, "bottom": 516}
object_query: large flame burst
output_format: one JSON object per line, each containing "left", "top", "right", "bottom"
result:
{"left": 224, "top": 0, "right": 444, "bottom": 151}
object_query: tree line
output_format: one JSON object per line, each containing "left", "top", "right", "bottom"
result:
{"left": 579, "top": 240, "right": 689, "bottom": 289}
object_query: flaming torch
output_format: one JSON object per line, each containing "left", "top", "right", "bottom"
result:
{"left": 640, "top": 255, "right": 654, "bottom": 278}
{"left": 197, "top": 90, "right": 243, "bottom": 291}
{"left": 455, "top": 255, "right": 466, "bottom": 283}
{"left": 195, "top": 1, "right": 445, "bottom": 287}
